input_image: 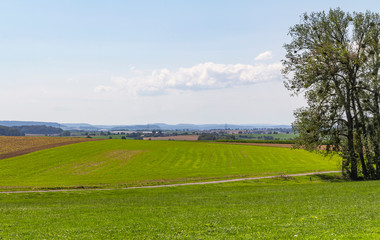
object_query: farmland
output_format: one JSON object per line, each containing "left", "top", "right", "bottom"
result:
{"left": 0, "top": 139, "right": 339, "bottom": 190}
{"left": 0, "top": 137, "right": 374, "bottom": 239}
{"left": 0, "top": 136, "right": 99, "bottom": 160}
{"left": 1, "top": 175, "right": 380, "bottom": 239}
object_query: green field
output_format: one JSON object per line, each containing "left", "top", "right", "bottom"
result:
{"left": 237, "top": 133, "right": 298, "bottom": 140}
{"left": 0, "top": 140, "right": 339, "bottom": 190}
{"left": 0, "top": 138, "right": 374, "bottom": 239}
{"left": 1, "top": 175, "right": 379, "bottom": 239}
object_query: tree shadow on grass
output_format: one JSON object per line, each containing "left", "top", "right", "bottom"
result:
{"left": 312, "top": 174, "right": 347, "bottom": 182}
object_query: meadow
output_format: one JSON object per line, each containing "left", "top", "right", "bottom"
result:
{"left": 0, "top": 140, "right": 339, "bottom": 190}
{"left": 0, "top": 138, "right": 375, "bottom": 239}
{"left": 1, "top": 175, "right": 379, "bottom": 239}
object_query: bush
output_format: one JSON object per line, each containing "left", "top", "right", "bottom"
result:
{"left": 198, "top": 133, "right": 217, "bottom": 141}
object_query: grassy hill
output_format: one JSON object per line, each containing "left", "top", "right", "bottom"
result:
{"left": 0, "top": 139, "right": 339, "bottom": 190}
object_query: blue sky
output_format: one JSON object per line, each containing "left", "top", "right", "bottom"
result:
{"left": 1, "top": 0, "right": 379, "bottom": 125}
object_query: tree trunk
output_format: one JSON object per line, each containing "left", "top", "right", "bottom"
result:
{"left": 355, "top": 97, "right": 375, "bottom": 179}
{"left": 372, "top": 92, "right": 380, "bottom": 178}
{"left": 346, "top": 84, "right": 358, "bottom": 179}
{"left": 352, "top": 95, "right": 368, "bottom": 178}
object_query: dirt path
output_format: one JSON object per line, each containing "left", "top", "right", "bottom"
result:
{"left": 0, "top": 171, "right": 340, "bottom": 194}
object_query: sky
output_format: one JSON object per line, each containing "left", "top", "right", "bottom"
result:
{"left": 1, "top": 0, "right": 379, "bottom": 125}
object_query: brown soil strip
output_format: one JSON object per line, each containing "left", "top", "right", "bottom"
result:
{"left": 0, "top": 138, "right": 102, "bottom": 160}
{"left": 0, "top": 171, "right": 340, "bottom": 194}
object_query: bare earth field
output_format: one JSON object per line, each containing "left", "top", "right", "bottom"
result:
{"left": 0, "top": 136, "right": 100, "bottom": 160}
{"left": 143, "top": 135, "right": 199, "bottom": 141}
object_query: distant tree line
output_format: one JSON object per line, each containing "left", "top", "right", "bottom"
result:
{"left": 198, "top": 133, "right": 236, "bottom": 141}
{"left": 0, "top": 125, "right": 63, "bottom": 136}
{"left": 17, "top": 125, "right": 63, "bottom": 134}
{"left": 0, "top": 126, "right": 24, "bottom": 136}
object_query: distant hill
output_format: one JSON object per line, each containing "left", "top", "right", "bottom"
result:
{"left": 0, "top": 121, "right": 62, "bottom": 128}
{"left": 150, "top": 123, "right": 292, "bottom": 130}
{"left": 60, "top": 123, "right": 98, "bottom": 131}
{"left": 0, "top": 120, "right": 291, "bottom": 131}
{"left": 0, "top": 125, "right": 63, "bottom": 136}
{"left": 97, "top": 123, "right": 291, "bottom": 130}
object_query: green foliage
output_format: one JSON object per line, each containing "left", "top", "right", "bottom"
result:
{"left": 198, "top": 133, "right": 236, "bottom": 141}
{"left": 1, "top": 176, "right": 380, "bottom": 238}
{"left": 0, "top": 125, "right": 24, "bottom": 136}
{"left": 283, "top": 8, "right": 380, "bottom": 179}
{"left": 198, "top": 133, "right": 217, "bottom": 140}
{"left": 0, "top": 140, "right": 339, "bottom": 190}
{"left": 60, "top": 131, "right": 71, "bottom": 136}
{"left": 17, "top": 125, "right": 63, "bottom": 135}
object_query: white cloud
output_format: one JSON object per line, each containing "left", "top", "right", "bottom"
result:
{"left": 254, "top": 51, "right": 273, "bottom": 61}
{"left": 94, "top": 85, "right": 112, "bottom": 93}
{"left": 106, "top": 62, "right": 281, "bottom": 95}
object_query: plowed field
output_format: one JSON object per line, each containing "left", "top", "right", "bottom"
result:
{"left": 0, "top": 136, "right": 99, "bottom": 160}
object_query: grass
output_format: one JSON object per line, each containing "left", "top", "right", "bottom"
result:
{"left": 0, "top": 140, "right": 339, "bottom": 190}
{"left": 216, "top": 139, "right": 295, "bottom": 144}
{"left": 0, "top": 174, "right": 379, "bottom": 239}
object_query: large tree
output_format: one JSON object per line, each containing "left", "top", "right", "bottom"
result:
{"left": 283, "top": 8, "right": 380, "bottom": 180}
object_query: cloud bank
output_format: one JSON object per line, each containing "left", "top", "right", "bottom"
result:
{"left": 95, "top": 62, "right": 281, "bottom": 95}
